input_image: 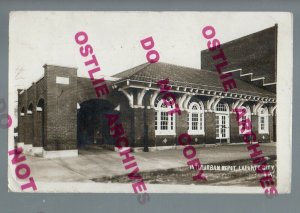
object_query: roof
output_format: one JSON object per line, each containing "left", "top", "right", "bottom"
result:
{"left": 113, "top": 62, "right": 275, "bottom": 98}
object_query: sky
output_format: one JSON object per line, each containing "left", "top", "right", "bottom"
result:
{"left": 8, "top": 11, "right": 292, "bottom": 126}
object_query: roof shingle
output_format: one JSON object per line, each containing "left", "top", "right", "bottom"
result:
{"left": 113, "top": 62, "right": 275, "bottom": 98}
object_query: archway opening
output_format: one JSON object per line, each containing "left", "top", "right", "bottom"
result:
{"left": 77, "top": 99, "right": 117, "bottom": 148}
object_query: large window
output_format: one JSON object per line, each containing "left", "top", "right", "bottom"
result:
{"left": 188, "top": 102, "right": 204, "bottom": 135}
{"left": 258, "top": 107, "right": 269, "bottom": 134}
{"left": 154, "top": 98, "right": 175, "bottom": 135}
{"left": 239, "top": 106, "right": 251, "bottom": 134}
{"left": 215, "top": 102, "right": 230, "bottom": 139}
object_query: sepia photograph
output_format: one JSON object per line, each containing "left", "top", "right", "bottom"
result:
{"left": 8, "top": 12, "right": 292, "bottom": 195}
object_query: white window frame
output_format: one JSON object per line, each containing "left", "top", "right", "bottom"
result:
{"left": 187, "top": 102, "right": 205, "bottom": 135}
{"left": 258, "top": 107, "right": 269, "bottom": 134}
{"left": 155, "top": 99, "right": 176, "bottom": 135}
{"left": 239, "top": 106, "right": 251, "bottom": 134}
{"left": 215, "top": 103, "right": 230, "bottom": 139}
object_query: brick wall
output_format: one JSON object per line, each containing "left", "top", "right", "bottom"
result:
{"left": 18, "top": 90, "right": 27, "bottom": 143}
{"left": 77, "top": 77, "right": 97, "bottom": 103}
{"left": 147, "top": 108, "right": 156, "bottom": 147}
{"left": 230, "top": 114, "right": 243, "bottom": 143}
{"left": 24, "top": 114, "right": 33, "bottom": 145}
{"left": 132, "top": 108, "right": 144, "bottom": 147}
{"left": 44, "top": 65, "right": 78, "bottom": 151}
{"left": 204, "top": 112, "right": 216, "bottom": 144}
{"left": 34, "top": 109, "right": 43, "bottom": 147}
{"left": 201, "top": 25, "right": 277, "bottom": 87}
{"left": 270, "top": 115, "right": 276, "bottom": 142}
{"left": 17, "top": 78, "right": 47, "bottom": 147}
{"left": 106, "top": 89, "right": 135, "bottom": 147}
{"left": 34, "top": 78, "right": 46, "bottom": 147}
{"left": 18, "top": 115, "right": 25, "bottom": 143}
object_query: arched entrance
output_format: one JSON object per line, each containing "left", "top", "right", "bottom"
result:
{"left": 77, "top": 99, "right": 117, "bottom": 148}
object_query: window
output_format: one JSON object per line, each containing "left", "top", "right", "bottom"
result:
{"left": 215, "top": 103, "right": 230, "bottom": 139}
{"left": 154, "top": 98, "right": 175, "bottom": 135}
{"left": 258, "top": 107, "right": 269, "bottom": 134}
{"left": 216, "top": 103, "right": 227, "bottom": 112}
{"left": 20, "top": 107, "right": 25, "bottom": 116}
{"left": 239, "top": 106, "right": 251, "bottom": 134}
{"left": 188, "top": 102, "right": 204, "bottom": 135}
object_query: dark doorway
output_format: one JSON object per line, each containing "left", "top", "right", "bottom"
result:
{"left": 77, "top": 99, "right": 117, "bottom": 148}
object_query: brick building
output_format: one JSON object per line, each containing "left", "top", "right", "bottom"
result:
{"left": 201, "top": 25, "right": 277, "bottom": 93}
{"left": 16, "top": 26, "right": 277, "bottom": 158}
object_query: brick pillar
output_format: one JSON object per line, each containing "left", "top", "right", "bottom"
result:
{"left": 18, "top": 115, "right": 25, "bottom": 143}
{"left": 205, "top": 112, "right": 216, "bottom": 144}
{"left": 176, "top": 110, "right": 188, "bottom": 145}
{"left": 24, "top": 114, "right": 34, "bottom": 145}
{"left": 269, "top": 114, "right": 274, "bottom": 143}
{"left": 251, "top": 114, "right": 259, "bottom": 142}
{"left": 44, "top": 65, "right": 78, "bottom": 152}
{"left": 230, "top": 113, "right": 242, "bottom": 143}
{"left": 272, "top": 115, "right": 277, "bottom": 142}
{"left": 118, "top": 104, "right": 135, "bottom": 148}
{"left": 132, "top": 108, "right": 144, "bottom": 147}
{"left": 33, "top": 109, "right": 43, "bottom": 147}
{"left": 147, "top": 108, "right": 156, "bottom": 147}
{"left": 17, "top": 89, "right": 27, "bottom": 144}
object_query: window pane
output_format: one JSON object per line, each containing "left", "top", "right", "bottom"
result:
{"left": 216, "top": 103, "right": 227, "bottom": 112}
{"left": 155, "top": 111, "right": 157, "bottom": 130}
{"left": 192, "top": 113, "right": 198, "bottom": 130}
{"left": 260, "top": 117, "right": 265, "bottom": 130}
{"left": 216, "top": 116, "right": 219, "bottom": 137}
{"left": 170, "top": 114, "right": 174, "bottom": 130}
{"left": 161, "top": 112, "right": 168, "bottom": 130}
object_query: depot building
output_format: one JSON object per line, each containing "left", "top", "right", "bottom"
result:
{"left": 16, "top": 26, "right": 277, "bottom": 158}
